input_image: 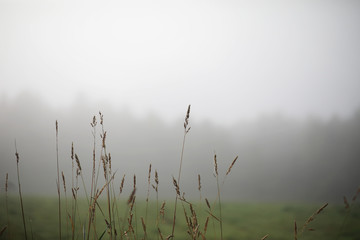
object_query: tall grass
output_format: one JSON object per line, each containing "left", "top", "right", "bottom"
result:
{"left": 4, "top": 173, "right": 10, "bottom": 239}
{"left": 171, "top": 104, "right": 191, "bottom": 238}
{"left": 15, "top": 140, "right": 28, "bottom": 240}
{"left": 55, "top": 120, "right": 62, "bottom": 240}
{"left": 3, "top": 106, "right": 359, "bottom": 240}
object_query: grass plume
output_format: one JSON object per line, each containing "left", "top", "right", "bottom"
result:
{"left": 15, "top": 141, "right": 28, "bottom": 240}
{"left": 55, "top": 121, "right": 62, "bottom": 240}
{"left": 171, "top": 104, "right": 191, "bottom": 238}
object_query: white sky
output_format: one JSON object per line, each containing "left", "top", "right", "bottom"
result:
{"left": 1, "top": 0, "right": 360, "bottom": 125}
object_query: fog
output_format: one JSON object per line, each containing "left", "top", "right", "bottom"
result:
{"left": 1, "top": 0, "right": 360, "bottom": 203}
{"left": 0, "top": 94, "right": 359, "bottom": 203}
{"left": 1, "top": 0, "right": 360, "bottom": 125}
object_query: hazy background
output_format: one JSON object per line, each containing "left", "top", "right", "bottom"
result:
{"left": 1, "top": 0, "right": 360, "bottom": 203}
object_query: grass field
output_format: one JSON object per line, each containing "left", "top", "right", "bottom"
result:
{"left": 1, "top": 108, "right": 360, "bottom": 240}
{"left": 1, "top": 196, "right": 359, "bottom": 240}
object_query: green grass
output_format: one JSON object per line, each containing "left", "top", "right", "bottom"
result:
{"left": 1, "top": 196, "right": 359, "bottom": 240}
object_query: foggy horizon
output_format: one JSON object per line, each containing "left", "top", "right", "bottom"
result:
{"left": 1, "top": 91, "right": 360, "bottom": 127}
{"left": 1, "top": 0, "right": 360, "bottom": 126}
{"left": 1, "top": 95, "right": 360, "bottom": 203}
{"left": 1, "top": 0, "right": 360, "bottom": 203}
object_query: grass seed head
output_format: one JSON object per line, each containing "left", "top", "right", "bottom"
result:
{"left": 261, "top": 234, "right": 269, "bottom": 240}
{"left": 316, "top": 203, "right": 328, "bottom": 214}
{"left": 128, "top": 188, "right": 136, "bottom": 205}
{"left": 172, "top": 176, "right": 180, "bottom": 196}
{"left": 226, "top": 156, "right": 238, "bottom": 176}
{"left": 184, "top": 105, "right": 191, "bottom": 130}
{"left": 214, "top": 154, "right": 218, "bottom": 176}
{"left": 148, "top": 164, "right": 152, "bottom": 184}
{"left": 91, "top": 115, "right": 97, "bottom": 127}
{"left": 75, "top": 154, "right": 81, "bottom": 171}
{"left": 120, "top": 174, "right": 125, "bottom": 194}
{"left": 205, "top": 198, "right": 211, "bottom": 209}
{"left": 71, "top": 142, "right": 74, "bottom": 160}
{"left": 5, "top": 173, "right": 8, "bottom": 192}
{"left": 198, "top": 174, "right": 201, "bottom": 191}
{"left": 155, "top": 170, "right": 159, "bottom": 185}
{"left": 160, "top": 201, "right": 166, "bottom": 218}
{"left": 61, "top": 171, "right": 66, "bottom": 192}
{"left": 204, "top": 216, "right": 209, "bottom": 234}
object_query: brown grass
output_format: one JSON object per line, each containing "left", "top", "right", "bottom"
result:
{"left": 15, "top": 141, "right": 28, "bottom": 240}
{"left": 55, "top": 120, "right": 62, "bottom": 240}
{"left": 300, "top": 203, "right": 328, "bottom": 234}
{"left": 171, "top": 105, "right": 191, "bottom": 238}
{"left": 4, "top": 106, "right": 345, "bottom": 240}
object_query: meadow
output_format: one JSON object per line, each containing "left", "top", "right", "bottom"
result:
{"left": 1, "top": 106, "right": 359, "bottom": 239}
{"left": 1, "top": 196, "right": 359, "bottom": 240}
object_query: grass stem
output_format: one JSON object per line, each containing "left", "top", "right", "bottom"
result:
{"left": 15, "top": 140, "right": 28, "bottom": 240}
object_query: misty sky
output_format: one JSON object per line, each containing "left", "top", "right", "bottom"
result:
{"left": 1, "top": 0, "right": 360, "bottom": 125}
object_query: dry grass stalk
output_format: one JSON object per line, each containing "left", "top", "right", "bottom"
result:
{"left": 205, "top": 210, "right": 220, "bottom": 222}
{"left": 75, "top": 154, "right": 82, "bottom": 171}
{"left": 301, "top": 203, "right": 328, "bottom": 234}
{"left": 153, "top": 169, "right": 160, "bottom": 232}
{"left": 128, "top": 188, "right": 137, "bottom": 205}
{"left": 62, "top": 171, "right": 71, "bottom": 238}
{"left": 204, "top": 198, "right": 217, "bottom": 239}
{"left": 172, "top": 105, "right": 191, "bottom": 238}
{"left": 145, "top": 164, "right": 152, "bottom": 231}
{"left": 188, "top": 204, "right": 199, "bottom": 239}
{"left": 294, "top": 220, "right": 297, "bottom": 240}
{"left": 120, "top": 174, "right": 125, "bottom": 194}
{"left": 166, "top": 235, "right": 174, "bottom": 240}
{"left": 5, "top": 173, "right": 10, "bottom": 239}
{"left": 108, "top": 153, "right": 112, "bottom": 174}
{"left": 213, "top": 153, "right": 223, "bottom": 240}
{"left": 62, "top": 171, "right": 66, "bottom": 193}
{"left": 90, "top": 115, "right": 97, "bottom": 194}
{"left": 160, "top": 201, "right": 166, "bottom": 222}
{"left": 203, "top": 216, "right": 209, "bottom": 234}
{"left": 5, "top": 173, "right": 8, "bottom": 192}
{"left": 226, "top": 156, "right": 238, "bottom": 176}
{"left": 155, "top": 170, "right": 159, "bottom": 187}
{"left": 126, "top": 196, "right": 137, "bottom": 239}
{"left": 261, "top": 234, "right": 269, "bottom": 240}
{"left": 205, "top": 198, "right": 211, "bottom": 210}
{"left": 141, "top": 217, "right": 147, "bottom": 239}
{"left": 158, "top": 228, "right": 164, "bottom": 240}
{"left": 172, "top": 177, "right": 180, "bottom": 196}
{"left": 15, "top": 141, "right": 28, "bottom": 240}
{"left": 55, "top": 121, "right": 62, "bottom": 240}
{"left": 198, "top": 174, "right": 201, "bottom": 192}
{"left": 214, "top": 154, "right": 218, "bottom": 176}
{"left": 98, "top": 113, "right": 114, "bottom": 240}
{"left": 86, "top": 115, "right": 99, "bottom": 240}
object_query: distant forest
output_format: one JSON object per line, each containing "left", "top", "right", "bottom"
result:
{"left": 1, "top": 93, "right": 359, "bottom": 203}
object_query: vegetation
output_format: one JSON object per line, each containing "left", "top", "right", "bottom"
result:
{"left": 1, "top": 196, "right": 359, "bottom": 240}
{"left": 0, "top": 106, "right": 359, "bottom": 239}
